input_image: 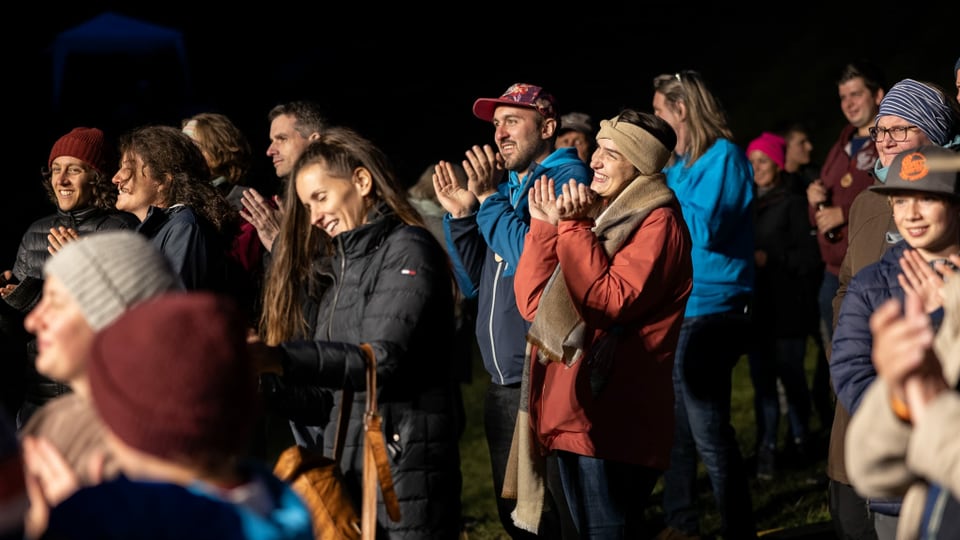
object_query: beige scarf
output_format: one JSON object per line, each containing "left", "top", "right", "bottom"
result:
{"left": 505, "top": 173, "right": 676, "bottom": 532}
{"left": 526, "top": 174, "right": 676, "bottom": 366}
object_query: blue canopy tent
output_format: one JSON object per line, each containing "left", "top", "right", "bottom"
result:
{"left": 50, "top": 11, "right": 191, "bottom": 114}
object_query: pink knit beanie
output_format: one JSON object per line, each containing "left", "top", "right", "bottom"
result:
{"left": 746, "top": 132, "right": 786, "bottom": 169}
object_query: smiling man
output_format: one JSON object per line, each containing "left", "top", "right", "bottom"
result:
{"left": 0, "top": 127, "right": 137, "bottom": 427}
{"left": 432, "top": 82, "right": 592, "bottom": 539}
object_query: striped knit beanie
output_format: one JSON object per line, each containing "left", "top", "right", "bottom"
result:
{"left": 43, "top": 231, "right": 182, "bottom": 331}
{"left": 876, "top": 79, "right": 954, "bottom": 145}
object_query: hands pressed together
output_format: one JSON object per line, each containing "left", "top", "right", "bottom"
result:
{"left": 527, "top": 176, "right": 598, "bottom": 226}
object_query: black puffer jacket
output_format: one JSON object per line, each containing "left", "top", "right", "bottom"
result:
{"left": 11, "top": 206, "right": 138, "bottom": 282}
{"left": 277, "top": 208, "right": 463, "bottom": 539}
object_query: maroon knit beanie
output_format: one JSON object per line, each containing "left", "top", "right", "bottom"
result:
{"left": 88, "top": 292, "right": 259, "bottom": 461}
{"left": 48, "top": 127, "right": 107, "bottom": 174}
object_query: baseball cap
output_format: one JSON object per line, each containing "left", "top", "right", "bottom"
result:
{"left": 869, "top": 145, "right": 960, "bottom": 200}
{"left": 473, "top": 83, "right": 558, "bottom": 122}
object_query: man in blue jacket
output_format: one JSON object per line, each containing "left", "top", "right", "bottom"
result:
{"left": 432, "top": 82, "right": 591, "bottom": 539}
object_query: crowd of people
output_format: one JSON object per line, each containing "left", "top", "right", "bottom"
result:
{"left": 0, "top": 55, "right": 958, "bottom": 540}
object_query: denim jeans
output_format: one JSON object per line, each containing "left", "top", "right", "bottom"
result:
{"left": 555, "top": 451, "right": 659, "bottom": 539}
{"left": 748, "top": 336, "right": 811, "bottom": 449}
{"left": 662, "top": 310, "right": 758, "bottom": 539}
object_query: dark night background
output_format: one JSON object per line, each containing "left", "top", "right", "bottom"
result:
{"left": 7, "top": 6, "right": 957, "bottom": 266}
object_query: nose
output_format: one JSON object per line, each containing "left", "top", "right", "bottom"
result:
{"left": 266, "top": 144, "right": 277, "bottom": 157}
{"left": 24, "top": 302, "right": 45, "bottom": 333}
{"left": 309, "top": 206, "right": 323, "bottom": 228}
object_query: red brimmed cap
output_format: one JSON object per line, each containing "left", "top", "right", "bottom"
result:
{"left": 472, "top": 83, "right": 558, "bottom": 122}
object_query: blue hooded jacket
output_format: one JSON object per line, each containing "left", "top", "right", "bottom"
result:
{"left": 444, "top": 147, "right": 591, "bottom": 384}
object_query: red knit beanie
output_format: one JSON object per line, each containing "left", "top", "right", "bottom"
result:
{"left": 48, "top": 127, "right": 107, "bottom": 174}
{"left": 88, "top": 292, "right": 259, "bottom": 461}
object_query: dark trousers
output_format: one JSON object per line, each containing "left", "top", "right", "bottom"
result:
{"left": 483, "top": 382, "right": 571, "bottom": 539}
{"left": 829, "top": 480, "right": 878, "bottom": 540}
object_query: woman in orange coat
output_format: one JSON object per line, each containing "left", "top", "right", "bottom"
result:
{"left": 510, "top": 109, "right": 693, "bottom": 539}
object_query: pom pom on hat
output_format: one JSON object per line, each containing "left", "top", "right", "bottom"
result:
{"left": 43, "top": 231, "right": 182, "bottom": 331}
{"left": 88, "top": 292, "right": 259, "bottom": 461}
{"left": 746, "top": 132, "right": 786, "bottom": 169}
{"left": 48, "top": 127, "right": 107, "bottom": 175}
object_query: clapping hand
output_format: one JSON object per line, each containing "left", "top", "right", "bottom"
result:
{"left": 462, "top": 145, "right": 503, "bottom": 205}
{"left": 47, "top": 226, "right": 80, "bottom": 255}
{"left": 240, "top": 188, "right": 283, "bottom": 252}
{"left": 433, "top": 160, "right": 478, "bottom": 218}
{"left": 528, "top": 175, "right": 560, "bottom": 225}
{"left": 898, "top": 250, "right": 957, "bottom": 313}
{"left": 556, "top": 181, "right": 598, "bottom": 221}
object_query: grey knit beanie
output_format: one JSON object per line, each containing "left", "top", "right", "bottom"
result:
{"left": 43, "top": 231, "right": 182, "bottom": 331}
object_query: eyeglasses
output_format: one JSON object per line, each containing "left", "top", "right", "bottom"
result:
{"left": 868, "top": 125, "right": 920, "bottom": 142}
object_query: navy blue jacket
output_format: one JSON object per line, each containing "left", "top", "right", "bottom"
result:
{"left": 831, "top": 240, "right": 945, "bottom": 516}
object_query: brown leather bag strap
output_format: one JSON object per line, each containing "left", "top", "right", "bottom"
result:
{"left": 358, "top": 344, "right": 402, "bottom": 528}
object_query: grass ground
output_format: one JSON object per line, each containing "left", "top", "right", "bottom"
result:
{"left": 458, "top": 338, "right": 834, "bottom": 539}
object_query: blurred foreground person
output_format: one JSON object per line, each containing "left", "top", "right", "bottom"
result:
{"left": 22, "top": 291, "right": 313, "bottom": 540}
{"left": 19, "top": 230, "right": 181, "bottom": 485}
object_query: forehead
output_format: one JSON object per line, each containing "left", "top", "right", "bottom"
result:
{"left": 748, "top": 150, "right": 774, "bottom": 161}
{"left": 295, "top": 162, "right": 349, "bottom": 191}
{"left": 559, "top": 131, "right": 589, "bottom": 141}
{"left": 875, "top": 115, "right": 914, "bottom": 126}
{"left": 595, "top": 137, "right": 619, "bottom": 152}
{"left": 51, "top": 156, "right": 87, "bottom": 167}
{"left": 120, "top": 150, "right": 144, "bottom": 164}
{"left": 888, "top": 190, "right": 952, "bottom": 201}
{"left": 270, "top": 114, "right": 300, "bottom": 136}
{"left": 493, "top": 105, "right": 539, "bottom": 121}
{"left": 42, "top": 274, "right": 75, "bottom": 300}
{"left": 839, "top": 78, "right": 868, "bottom": 94}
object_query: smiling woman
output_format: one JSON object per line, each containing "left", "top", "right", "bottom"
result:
{"left": 252, "top": 126, "right": 465, "bottom": 538}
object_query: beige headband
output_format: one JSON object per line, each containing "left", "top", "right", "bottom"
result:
{"left": 597, "top": 117, "right": 671, "bottom": 175}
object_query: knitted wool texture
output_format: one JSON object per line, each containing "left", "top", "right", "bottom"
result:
{"left": 88, "top": 292, "right": 258, "bottom": 461}
{"left": 48, "top": 127, "right": 108, "bottom": 174}
{"left": 43, "top": 230, "right": 182, "bottom": 331}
